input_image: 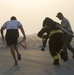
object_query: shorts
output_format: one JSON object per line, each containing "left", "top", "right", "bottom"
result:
{"left": 5, "top": 29, "right": 19, "bottom": 46}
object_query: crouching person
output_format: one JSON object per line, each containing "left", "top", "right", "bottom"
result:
{"left": 37, "top": 17, "right": 68, "bottom": 65}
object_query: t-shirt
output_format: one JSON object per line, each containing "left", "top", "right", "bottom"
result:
{"left": 2, "top": 20, "right": 22, "bottom": 29}
{"left": 61, "top": 17, "right": 72, "bottom": 32}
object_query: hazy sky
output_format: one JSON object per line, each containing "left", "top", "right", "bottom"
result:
{"left": 0, "top": 0, "right": 74, "bottom": 35}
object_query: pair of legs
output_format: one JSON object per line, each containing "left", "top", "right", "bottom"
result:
{"left": 10, "top": 44, "right": 21, "bottom": 65}
{"left": 6, "top": 29, "right": 21, "bottom": 65}
{"left": 49, "top": 33, "right": 67, "bottom": 65}
{"left": 62, "top": 34, "right": 74, "bottom": 58}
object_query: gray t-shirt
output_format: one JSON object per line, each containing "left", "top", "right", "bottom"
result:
{"left": 61, "top": 17, "right": 73, "bottom": 32}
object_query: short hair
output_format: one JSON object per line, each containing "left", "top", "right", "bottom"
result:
{"left": 11, "top": 16, "right": 17, "bottom": 20}
{"left": 56, "top": 12, "right": 63, "bottom": 17}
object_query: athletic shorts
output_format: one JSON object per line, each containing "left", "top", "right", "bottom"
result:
{"left": 5, "top": 29, "right": 19, "bottom": 46}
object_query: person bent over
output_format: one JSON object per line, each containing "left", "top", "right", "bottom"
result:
{"left": 37, "top": 17, "right": 68, "bottom": 65}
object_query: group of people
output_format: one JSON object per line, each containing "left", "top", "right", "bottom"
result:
{"left": 0, "top": 12, "right": 74, "bottom": 66}
{"left": 37, "top": 12, "right": 74, "bottom": 65}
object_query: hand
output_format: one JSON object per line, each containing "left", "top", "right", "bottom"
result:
{"left": 22, "top": 36, "right": 26, "bottom": 43}
{"left": 23, "top": 36, "right": 26, "bottom": 40}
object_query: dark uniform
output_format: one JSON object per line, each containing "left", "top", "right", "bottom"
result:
{"left": 37, "top": 17, "right": 68, "bottom": 65}
{"left": 41, "top": 33, "right": 48, "bottom": 51}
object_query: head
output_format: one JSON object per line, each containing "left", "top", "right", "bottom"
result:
{"left": 43, "top": 17, "right": 53, "bottom": 27}
{"left": 56, "top": 12, "right": 64, "bottom": 20}
{"left": 11, "top": 16, "right": 17, "bottom": 20}
{"left": 42, "top": 17, "right": 57, "bottom": 29}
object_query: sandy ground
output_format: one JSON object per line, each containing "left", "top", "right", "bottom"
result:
{"left": 0, "top": 47, "right": 74, "bottom": 75}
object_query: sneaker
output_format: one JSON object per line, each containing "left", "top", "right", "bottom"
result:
{"left": 17, "top": 54, "right": 21, "bottom": 61}
{"left": 60, "top": 51, "right": 68, "bottom": 62}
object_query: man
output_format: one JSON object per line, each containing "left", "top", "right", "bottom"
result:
{"left": 1, "top": 16, "right": 26, "bottom": 65}
{"left": 37, "top": 17, "right": 67, "bottom": 65}
{"left": 56, "top": 12, "right": 74, "bottom": 58}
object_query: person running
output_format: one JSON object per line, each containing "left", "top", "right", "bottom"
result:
{"left": 56, "top": 12, "right": 74, "bottom": 58}
{"left": 1, "top": 16, "right": 26, "bottom": 65}
{"left": 37, "top": 17, "right": 68, "bottom": 65}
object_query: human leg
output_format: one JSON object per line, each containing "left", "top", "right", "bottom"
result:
{"left": 56, "top": 34, "right": 68, "bottom": 62}
{"left": 62, "top": 35, "right": 69, "bottom": 59}
{"left": 66, "top": 36, "right": 74, "bottom": 58}
{"left": 67, "top": 44, "right": 74, "bottom": 58}
{"left": 14, "top": 45, "right": 21, "bottom": 60}
{"left": 10, "top": 45, "right": 18, "bottom": 65}
{"left": 49, "top": 46, "right": 59, "bottom": 65}
{"left": 49, "top": 36, "right": 59, "bottom": 65}
{"left": 5, "top": 29, "right": 19, "bottom": 65}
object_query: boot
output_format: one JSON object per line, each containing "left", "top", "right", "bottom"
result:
{"left": 60, "top": 51, "right": 68, "bottom": 62}
{"left": 53, "top": 59, "right": 59, "bottom": 65}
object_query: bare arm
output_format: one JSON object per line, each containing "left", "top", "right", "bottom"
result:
{"left": 1, "top": 27, "right": 5, "bottom": 41}
{"left": 18, "top": 25, "right": 26, "bottom": 40}
{"left": 1, "top": 27, "right": 5, "bottom": 38}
